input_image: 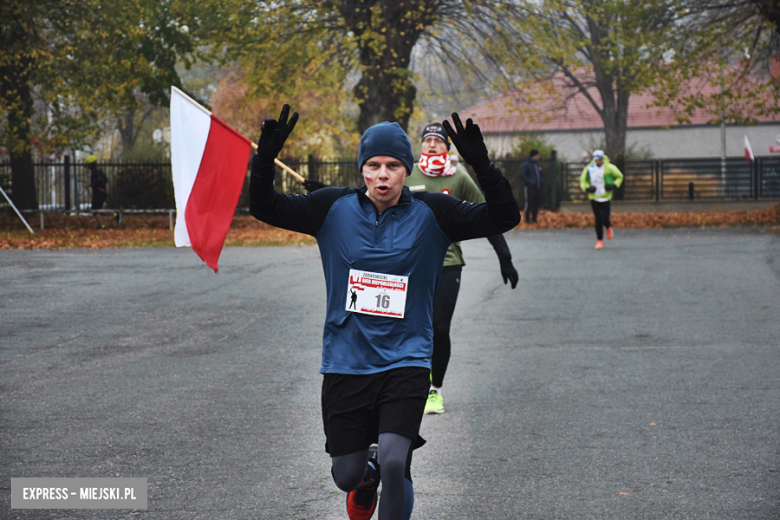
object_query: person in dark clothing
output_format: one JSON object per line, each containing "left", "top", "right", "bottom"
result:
{"left": 250, "top": 105, "right": 520, "bottom": 520}
{"left": 87, "top": 155, "right": 108, "bottom": 229}
{"left": 520, "top": 149, "right": 543, "bottom": 224}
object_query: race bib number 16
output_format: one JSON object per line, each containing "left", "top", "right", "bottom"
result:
{"left": 346, "top": 269, "right": 409, "bottom": 319}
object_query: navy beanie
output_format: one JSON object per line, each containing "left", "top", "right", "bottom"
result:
{"left": 358, "top": 122, "right": 415, "bottom": 176}
{"left": 421, "top": 123, "right": 451, "bottom": 150}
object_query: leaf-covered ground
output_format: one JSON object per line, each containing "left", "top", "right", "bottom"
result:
{"left": 1, "top": 204, "right": 779, "bottom": 250}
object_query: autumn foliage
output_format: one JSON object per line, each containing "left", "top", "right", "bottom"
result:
{"left": 515, "top": 205, "right": 780, "bottom": 230}
{"left": 0, "top": 213, "right": 315, "bottom": 250}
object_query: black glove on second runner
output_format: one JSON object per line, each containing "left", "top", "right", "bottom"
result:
{"left": 501, "top": 262, "right": 519, "bottom": 289}
{"left": 586, "top": 186, "right": 597, "bottom": 193}
{"left": 605, "top": 183, "right": 616, "bottom": 191}
{"left": 442, "top": 113, "right": 491, "bottom": 171}
{"left": 254, "top": 104, "right": 299, "bottom": 167}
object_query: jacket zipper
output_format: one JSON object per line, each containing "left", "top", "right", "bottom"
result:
{"left": 374, "top": 210, "right": 380, "bottom": 246}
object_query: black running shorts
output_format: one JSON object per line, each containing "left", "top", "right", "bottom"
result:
{"left": 321, "top": 366, "right": 429, "bottom": 457}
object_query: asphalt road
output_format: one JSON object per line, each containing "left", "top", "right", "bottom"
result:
{"left": 1, "top": 228, "right": 779, "bottom": 519}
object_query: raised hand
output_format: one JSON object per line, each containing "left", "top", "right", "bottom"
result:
{"left": 441, "top": 113, "right": 489, "bottom": 169}
{"left": 255, "top": 104, "right": 299, "bottom": 165}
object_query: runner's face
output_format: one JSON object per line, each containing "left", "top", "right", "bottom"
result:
{"left": 422, "top": 136, "right": 448, "bottom": 155}
{"left": 362, "top": 155, "right": 407, "bottom": 213}
{"left": 595, "top": 158, "right": 603, "bottom": 167}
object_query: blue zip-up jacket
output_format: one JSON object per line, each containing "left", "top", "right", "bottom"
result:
{"left": 250, "top": 161, "right": 520, "bottom": 375}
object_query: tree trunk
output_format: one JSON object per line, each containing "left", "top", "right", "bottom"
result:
{"left": 585, "top": 16, "right": 630, "bottom": 160}
{"left": 600, "top": 96, "right": 629, "bottom": 160}
{"left": 118, "top": 110, "right": 136, "bottom": 156}
{"left": 354, "top": 68, "right": 417, "bottom": 134}
{"left": 2, "top": 67, "right": 38, "bottom": 210}
{"left": 9, "top": 149, "right": 37, "bottom": 211}
{"left": 754, "top": 0, "right": 780, "bottom": 33}
{"left": 337, "top": 0, "right": 430, "bottom": 134}
{"left": 593, "top": 66, "right": 629, "bottom": 159}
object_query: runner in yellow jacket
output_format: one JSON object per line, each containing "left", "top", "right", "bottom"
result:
{"left": 579, "top": 150, "right": 624, "bottom": 250}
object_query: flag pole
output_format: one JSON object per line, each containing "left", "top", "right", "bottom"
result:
{"left": 0, "top": 185, "right": 36, "bottom": 235}
{"left": 249, "top": 142, "right": 306, "bottom": 183}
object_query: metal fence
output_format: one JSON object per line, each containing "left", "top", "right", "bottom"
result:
{"left": 262, "top": 157, "right": 561, "bottom": 210}
{"left": 562, "top": 157, "right": 780, "bottom": 202}
{"left": 3, "top": 155, "right": 779, "bottom": 213}
{"left": 0, "top": 158, "right": 370, "bottom": 212}
{"left": 0, "top": 159, "right": 175, "bottom": 211}
{"left": 0, "top": 157, "right": 559, "bottom": 211}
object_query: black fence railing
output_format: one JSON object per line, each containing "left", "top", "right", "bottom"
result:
{"left": 562, "top": 157, "right": 780, "bottom": 202}
{"left": 0, "top": 160, "right": 175, "bottom": 211}
{"left": 2, "top": 156, "right": 779, "bottom": 213}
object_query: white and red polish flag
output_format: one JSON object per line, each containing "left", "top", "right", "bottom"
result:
{"left": 744, "top": 135, "right": 755, "bottom": 162}
{"left": 171, "top": 86, "right": 253, "bottom": 272}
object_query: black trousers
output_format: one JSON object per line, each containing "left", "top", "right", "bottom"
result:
{"left": 430, "top": 266, "right": 461, "bottom": 388}
{"left": 590, "top": 200, "right": 611, "bottom": 240}
{"left": 524, "top": 185, "right": 541, "bottom": 222}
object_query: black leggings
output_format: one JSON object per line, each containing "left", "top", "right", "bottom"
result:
{"left": 431, "top": 266, "right": 461, "bottom": 388}
{"left": 525, "top": 185, "right": 541, "bottom": 222}
{"left": 590, "top": 200, "right": 611, "bottom": 240}
{"left": 331, "top": 432, "right": 415, "bottom": 520}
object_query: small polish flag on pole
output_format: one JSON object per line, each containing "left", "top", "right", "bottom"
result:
{"left": 171, "top": 87, "right": 305, "bottom": 272}
{"left": 744, "top": 135, "right": 755, "bottom": 162}
{"left": 170, "top": 86, "right": 254, "bottom": 272}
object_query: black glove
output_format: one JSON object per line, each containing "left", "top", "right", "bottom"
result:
{"left": 501, "top": 262, "right": 519, "bottom": 289}
{"left": 302, "top": 179, "right": 327, "bottom": 192}
{"left": 255, "top": 104, "right": 299, "bottom": 166}
{"left": 605, "top": 183, "right": 616, "bottom": 191}
{"left": 441, "top": 113, "right": 490, "bottom": 170}
{"left": 586, "top": 186, "right": 597, "bottom": 193}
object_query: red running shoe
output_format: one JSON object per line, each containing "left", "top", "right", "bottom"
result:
{"left": 347, "top": 485, "right": 378, "bottom": 520}
{"left": 595, "top": 240, "right": 604, "bottom": 250}
{"left": 347, "top": 446, "right": 379, "bottom": 520}
{"left": 606, "top": 227, "right": 614, "bottom": 240}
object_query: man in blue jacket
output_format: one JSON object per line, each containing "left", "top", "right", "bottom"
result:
{"left": 250, "top": 106, "right": 520, "bottom": 520}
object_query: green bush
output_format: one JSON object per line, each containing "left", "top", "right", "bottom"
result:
{"left": 112, "top": 164, "right": 174, "bottom": 209}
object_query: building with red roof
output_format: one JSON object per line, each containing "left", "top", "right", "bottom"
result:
{"left": 459, "top": 69, "right": 780, "bottom": 160}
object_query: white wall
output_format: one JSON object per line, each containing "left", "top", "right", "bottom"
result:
{"left": 485, "top": 123, "right": 780, "bottom": 161}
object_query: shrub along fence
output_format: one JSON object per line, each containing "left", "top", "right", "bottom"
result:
{"left": 2, "top": 155, "right": 778, "bottom": 214}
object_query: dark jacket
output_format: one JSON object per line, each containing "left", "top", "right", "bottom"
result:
{"left": 90, "top": 168, "right": 107, "bottom": 192}
{"left": 520, "top": 157, "right": 543, "bottom": 189}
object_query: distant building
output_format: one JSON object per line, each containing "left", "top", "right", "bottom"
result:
{"left": 460, "top": 69, "right": 780, "bottom": 160}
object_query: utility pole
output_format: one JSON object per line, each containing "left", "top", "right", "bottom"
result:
{"left": 719, "top": 60, "right": 727, "bottom": 180}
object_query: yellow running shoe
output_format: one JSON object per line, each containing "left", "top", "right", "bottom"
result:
{"left": 424, "top": 389, "right": 444, "bottom": 414}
